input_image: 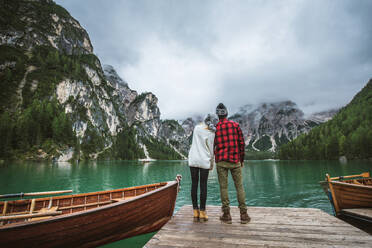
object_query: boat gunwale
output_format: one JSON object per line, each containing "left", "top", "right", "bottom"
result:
{"left": 330, "top": 180, "right": 372, "bottom": 190}
{"left": 0, "top": 180, "right": 178, "bottom": 230}
{"left": 0, "top": 182, "right": 167, "bottom": 204}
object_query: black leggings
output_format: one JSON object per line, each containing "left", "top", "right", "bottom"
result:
{"left": 190, "top": 167, "right": 209, "bottom": 211}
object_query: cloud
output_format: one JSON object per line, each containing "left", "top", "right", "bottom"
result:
{"left": 121, "top": 36, "right": 222, "bottom": 118}
{"left": 56, "top": 0, "right": 372, "bottom": 119}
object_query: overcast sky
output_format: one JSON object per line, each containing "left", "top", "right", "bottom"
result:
{"left": 56, "top": 0, "right": 372, "bottom": 119}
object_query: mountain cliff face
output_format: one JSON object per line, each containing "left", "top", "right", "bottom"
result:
{"left": 0, "top": 0, "right": 182, "bottom": 161}
{"left": 1, "top": 0, "right": 92, "bottom": 55}
{"left": 158, "top": 120, "right": 188, "bottom": 158}
{"left": 102, "top": 65, "right": 186, "bottom": 159}
{"left": 230, "top": 101, "right": 337, "bottom": 152}
{"left": 103, "top": 65, "right": 137, "bottom": 111}
{"left": 103, "top": 64, "right": 161, "bottom": 137}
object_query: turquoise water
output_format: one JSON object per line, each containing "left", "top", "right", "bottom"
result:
{"left": 0, "top": 160, "right": 371, "bottom": 247}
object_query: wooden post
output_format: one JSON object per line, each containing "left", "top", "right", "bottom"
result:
{"left": 1, "top": 201, "right": 8, "bottom": 216}
{"left": 29, "top": 199, "right": 36, "bottom": 221}
{"left": 29, "top": 199, "right": 36, "bottom": 214}
{"left": 48, "top": 197, "right": 53, "bottom": 209}
{"left": 326, "top": 174, "right": 340, "bottom": 215}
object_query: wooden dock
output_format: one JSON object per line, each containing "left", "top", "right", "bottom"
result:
{"left": 145, "top": 205, "right": 372, "bottom": 247}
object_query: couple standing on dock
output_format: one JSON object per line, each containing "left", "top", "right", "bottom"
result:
{"left": 188, "top": 103, "right": 250, "bottom": 224}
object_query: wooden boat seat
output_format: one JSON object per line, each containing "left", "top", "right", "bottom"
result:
{"left": 112, "top": 198, "right": 124, "bottom": 202}
{"left": 352, "top": 179, "right": 362, "bottom": 185}
{"left": 0, "top": 208, "right": 62, "bottom": 222}
{"left": 30, "top": 206, "right": 59, "bottom": 221}
{"left": 112, "top": 196, "right": 135, "bottom": 202}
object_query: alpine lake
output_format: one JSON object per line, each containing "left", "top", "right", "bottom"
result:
{"left": 1, "top": 159, "right": 371, "bottom": 247}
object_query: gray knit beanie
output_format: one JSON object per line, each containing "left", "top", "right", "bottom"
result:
{"left": 204, "top": 113, "right": 218, "bottom": 132}
{"left": 216, "top": 103, "right": 228, "bottom": 116}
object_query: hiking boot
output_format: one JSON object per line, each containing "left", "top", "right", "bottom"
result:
{"left": 193, "top": 209, "right": 200, "bottom": 222}
{"left": 220, "top": 209, "right": 232, "bottom": 224}
{"left": 199, "top": 210, "right": 208, "bottom": 222}
{"left": 240, "top": 210, "right": 251, "bottom": 224}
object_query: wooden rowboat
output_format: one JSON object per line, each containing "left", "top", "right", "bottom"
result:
{"left": 320, "top": 172, "right": 372, "bottom": 233}
{"left": 0, "top": 175, "right": 182, "bottom": 248}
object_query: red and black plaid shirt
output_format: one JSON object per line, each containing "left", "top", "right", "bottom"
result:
{"left": 214, "top": 118, "right": 245, "bottom": 163}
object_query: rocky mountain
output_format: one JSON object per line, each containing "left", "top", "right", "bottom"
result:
{"left": 0, "top": 0, "right": 184, "bottom": 161}
{"left": 1, "top": 0, "right": 93, "bottom": 56}
{"left": 181, "top": 116, "right": 203, "bottom": 138}
{"left": 103, "top": 64, "right": 160, "bottom": 137}
{"left": 306, "top": 109, "right": 339, "bottom": 123}
{"left": 103, "top": 65, "right": 187, "bottom": 159}
{"left": 230, "top": 101, "right": 337, "bottom": 152}
{"left": 158, "top": 120, "right": 188, "bottom": 158}
{"left": 182, "top": 102, "right": 337, "bottom": 154}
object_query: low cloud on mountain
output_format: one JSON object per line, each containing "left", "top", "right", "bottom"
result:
{"left": 57, "top": 0, "right": 372, "bottom": 119}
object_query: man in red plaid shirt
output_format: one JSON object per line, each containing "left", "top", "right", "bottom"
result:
{"left": 214, "top": 103, "right": 250, "bottom": 224}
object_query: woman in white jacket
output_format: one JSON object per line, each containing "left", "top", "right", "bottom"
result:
{"left": 188, "top": 114, "right": 217, "bottom": 222}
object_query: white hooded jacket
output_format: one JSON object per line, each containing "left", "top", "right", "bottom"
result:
{"left": 188, "top": 123, "right": 215, "bottom": 170}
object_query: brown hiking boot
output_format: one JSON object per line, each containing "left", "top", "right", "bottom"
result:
{"left": 240, "top": 210, "right": 251, "bottom": 224}
{"left": 193, "top": 209, "right": 200, "bottom": 222}
{"left": 199, "top": 210, "right": 208, "bottom": 222}
{"left": 220, "top": 209, "right": 232, "bottom": 224}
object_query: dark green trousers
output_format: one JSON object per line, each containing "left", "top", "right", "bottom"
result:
{"left": 217, "top": 161, "right": 247, "bottom": 213}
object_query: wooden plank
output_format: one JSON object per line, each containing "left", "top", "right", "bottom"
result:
{"left": 342, "top": 208, "right": 372, "bottom": 220}
{"left": 162, "top": 221, "right": 366, "bottom": 233}
{"left": 0, "top": 190, "right": 73, "bottom": 199}
{"left": 30, "top": 207, "right": 59, "bottom": 221}
{"left": 157, "top": 225, "right": 372, "bottom": 242}
{"left": 148, "top": 229, "right": 372, "bottom": 248}
{"left": 0, "top": 211, "right": 62, "bottom": 221}
{"left": 29, "top": 199, "right": 36, "bottom": 214}
{"left": 162, "top": 219, "right": 367, "bottom": 235}
{"left": 148, "top": 232, "right": 372, "bottom": 248}
{"left": 327, "top": 174, "right": 341, "bottom": 213}
{"left": 58, "top": 200, "right": 114, "bottom": 210}
{"left": 1, "top": 201, "right": 7, "bottom": 216}
{"left": 145, "top": 205, "right": 372, "bottom": 248}
{"left": 172, "top": 216, "right": 349, "bottom": 226}
{"left": 179, "top": 205, "right": 325, "bottom": 213}
{"left": 173, "top": 206, "right": 351, "bottom": 226}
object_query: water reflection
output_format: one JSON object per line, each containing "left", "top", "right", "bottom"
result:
{"left": 54, "top": 161, "right": 72, "bottom": 167}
